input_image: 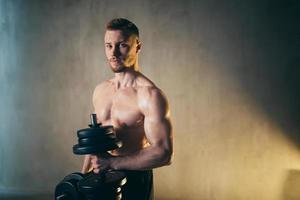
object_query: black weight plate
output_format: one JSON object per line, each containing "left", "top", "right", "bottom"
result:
{"left": 78, "top": 171, "right": 127, "bottom": 194}
{"left": 63, "top": 172, "right": 85, "bottom": 182}
{"left": 78, "top": 132, "right": 116, "bottom": 142}
{"left": 77, "top": 127, "right": 114, "bottom": 139}
{"left": 77, "top": 129, "right": 114, "bottom": 139}
{"left": 55, "top": 180, "right": 78, "bottom": 200}
{"left": 73, "top": 143, "right": 119, "bottom": 155}
{"left": 55, "top": 173, "right": 85, "bottom": 200}
{"left": 78, "top": 134, "right": 117, "bottom": 146}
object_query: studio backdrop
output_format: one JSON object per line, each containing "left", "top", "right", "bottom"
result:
{"left": 0, "top": 0, "right": 300, "bottom": 200}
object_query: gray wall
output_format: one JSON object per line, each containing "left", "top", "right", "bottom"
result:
{"left": 1, "top": 0, "right": 300, "bottom": 199}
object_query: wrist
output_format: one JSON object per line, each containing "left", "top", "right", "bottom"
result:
{"left": 109, "top": 156, "right": 119, "bottom": 170}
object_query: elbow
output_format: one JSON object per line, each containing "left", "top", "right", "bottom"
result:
{"left": 159, "top": 148, "right": 173, "bottom": 166}
{"left": 151, "top": 142, "right": 173, "bottom": 167}
{"left": 165, "top": 150, "right": 173, "bottom": 166}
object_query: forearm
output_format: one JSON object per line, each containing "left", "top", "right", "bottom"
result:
{"left": 81, "top": 155, "right": 92, "bottom": 173}
{"left": 109, "top": 145, "right": 172, "bottom": 171}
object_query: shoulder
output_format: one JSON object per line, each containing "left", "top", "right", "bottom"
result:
{"left": 93, "top": 79, "right": 113, "bottom": 100}
{"left": 94, "top": 79, "right": 113, "bottom": 91}
{"left": 135, "top": 73, "right": 168, "bottom": 104}
{"left": 94, "top": 79, "right": 115, "bottom": 92}
{"left": 137, "top": 85, "right": 169, "bottom": 118}
{"left": 135, "top": 72, "right": 155, "bottom": 88}
{"left": 138, "top": 86, "right": 165, "bottom": 102}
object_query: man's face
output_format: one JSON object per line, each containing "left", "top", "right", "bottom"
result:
{"left": 104, "top": 30, "right": 140, "bottom": 73}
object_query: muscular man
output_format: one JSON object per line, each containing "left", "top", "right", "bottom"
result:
{"left": 81, "top": 18, "right": 173, "bottom": 200}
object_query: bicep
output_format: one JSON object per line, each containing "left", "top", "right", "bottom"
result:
{"left": 144, "top": 116, "right": 172, "bottom": 150}
{"left": 142, "top": 88, "right": 173, "bottom": 150}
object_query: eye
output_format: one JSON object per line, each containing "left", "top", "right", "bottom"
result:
{"left": 105, "top": 44, "right": 112, "bottom": 49}
{"left": 120, "top": 43, "right": 128, "bottom": 48}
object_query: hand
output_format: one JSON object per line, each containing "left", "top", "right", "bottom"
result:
{"left": 90, "top": 153, "right": 112, "bottom": 174}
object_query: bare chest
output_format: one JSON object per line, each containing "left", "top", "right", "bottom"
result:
{"left": 94, "top": 88, "right": 143, "bottom": 128}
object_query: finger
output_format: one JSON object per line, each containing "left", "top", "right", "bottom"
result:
{"left": 92, "top": 162, "right": 99, "bottom": 169}
{"left": 91, "top": 156, "right": 99, "bottom": 164}
{"left": 93, "top": 168, "right": 100, "bottom": 174}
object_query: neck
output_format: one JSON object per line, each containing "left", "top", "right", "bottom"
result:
{"left": 114, "top": 67, "right": 139, "bottom": 89}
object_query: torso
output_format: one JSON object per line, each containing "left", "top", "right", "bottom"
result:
{"left": 93, "top": 75, "right": 154, "bottom": 155}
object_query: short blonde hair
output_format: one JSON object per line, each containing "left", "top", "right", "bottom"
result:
{"left": 106, "top": 18, "right": 139, "bottom": 38}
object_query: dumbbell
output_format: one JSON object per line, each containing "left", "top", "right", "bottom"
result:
{"left": 73, "top": 113, "right": 127, "bottom": 200}
{"left": 55, "top": 113, "right": 127, "bottom": 200}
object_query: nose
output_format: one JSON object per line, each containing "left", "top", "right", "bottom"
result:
{"left": 112, "top": 46, "right": 120, "bottom": 57}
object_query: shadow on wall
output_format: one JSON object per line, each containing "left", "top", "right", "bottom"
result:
{"left": 235, "top": 1, "right": 300, "bottom": 148}
{"left": 282, "top": 169, "right": 300, "bottom": 200}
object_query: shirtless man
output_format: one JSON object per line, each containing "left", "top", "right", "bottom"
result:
{"left": 81, "top": 18, "right": 173, "bottom": 200}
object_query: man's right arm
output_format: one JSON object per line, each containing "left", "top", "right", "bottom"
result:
{"left": 81, "top": 155, "right": 92, "bottom": 173}
{"left": 81, "top": 83, "right": 103, "bottom": 174}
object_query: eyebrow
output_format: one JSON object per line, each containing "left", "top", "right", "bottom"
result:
{"left": 105, "top": 40, "right": 128, "bottom": 45}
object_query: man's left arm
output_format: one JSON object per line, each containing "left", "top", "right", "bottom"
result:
{"left": 91, "top": 87, "right": 173, "bottom": 172}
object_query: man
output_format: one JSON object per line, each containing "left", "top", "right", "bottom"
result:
{"left": 81, "top": 18, "right": 173, "bottom": 200}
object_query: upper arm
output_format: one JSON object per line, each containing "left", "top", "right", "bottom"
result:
{"left": 139, "top": 87, "right": 173, "bottom": 153}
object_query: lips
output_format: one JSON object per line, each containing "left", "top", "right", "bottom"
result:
{"left": 109, "top": 58, "right": 121, "bottom": 63}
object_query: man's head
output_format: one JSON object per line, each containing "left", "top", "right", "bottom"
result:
{"left": 104, "top": 18, "right": 141, "bottom": 73}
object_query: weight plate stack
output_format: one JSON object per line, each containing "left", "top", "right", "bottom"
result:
{"left": 78, "top": 171, "right": 127, "bottom": 200}
{"left": 55, "top": 172, "right": 86, "bottom": 200}
{"left": 73, "top": 124, "right": 122, "bottom": 155}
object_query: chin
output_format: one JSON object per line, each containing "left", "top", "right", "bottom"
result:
{"left": 111, "top": 65, "right": 125, "bottom": 73}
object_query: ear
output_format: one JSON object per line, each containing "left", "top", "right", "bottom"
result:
{"left": 136, "top": 39, "right": 142, "bottom": 53}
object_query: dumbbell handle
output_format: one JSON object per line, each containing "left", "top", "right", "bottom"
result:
{"left": 90, "top": 113, "right": 97, "bottom": 127}
{"left": 85, "top": 163, "right": 109, "bottom": 183}
{"left": 89, "top": 113, "right": 101, "bottom": 128}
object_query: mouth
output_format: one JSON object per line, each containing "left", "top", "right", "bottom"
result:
{"left": 109, "top": 58, "right": 121, "bottom": 63}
